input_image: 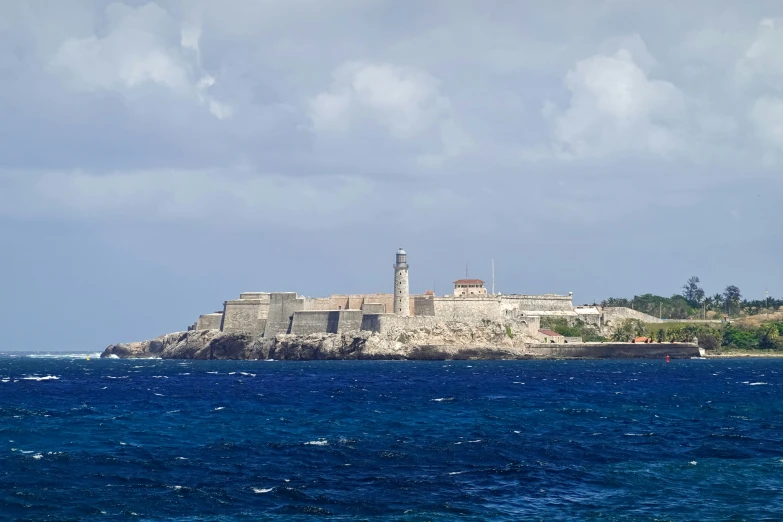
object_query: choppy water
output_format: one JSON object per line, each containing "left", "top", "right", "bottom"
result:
{"left": 1, "top": 354, "right": 782, "bottom": 521}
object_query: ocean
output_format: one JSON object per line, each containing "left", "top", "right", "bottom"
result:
{"left": 1, "top": 354, "right": 781, "bottom": 521}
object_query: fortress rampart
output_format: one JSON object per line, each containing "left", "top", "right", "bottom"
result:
{"left": 187, "top": 249, "right": 661, "bottom": 343}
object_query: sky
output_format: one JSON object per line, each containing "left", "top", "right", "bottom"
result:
{"left": 1, "top": 0, "right": 782, "bottom": 351}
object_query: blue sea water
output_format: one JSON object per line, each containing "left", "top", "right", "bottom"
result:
{"left": 1, "top": 355, "right": 782, "bottom": 521}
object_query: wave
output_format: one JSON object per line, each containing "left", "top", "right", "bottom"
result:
{"left": 304, "top": 439, "right": 328, "bottom": 446}
{"left": 21, "top": 375, "right": 60, "bottom": 381}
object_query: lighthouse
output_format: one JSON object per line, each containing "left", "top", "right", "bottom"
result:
{"left": 394, "top": 248, "right": 410, "bottom": 316}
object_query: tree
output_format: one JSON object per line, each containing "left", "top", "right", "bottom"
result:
{"left": 712, "top": 293, "right": 724, "bottom": 311}
{"left": 723, "top": 285, "right": 742, "bottom": 315}
{"left": 682, "top": 276, "right": 704, "bottom": 305}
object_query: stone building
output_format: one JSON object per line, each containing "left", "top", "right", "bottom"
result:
{"left": 453, "top": 279, "right": 487, "bottom": 296}
{"left": 187, "top": 247, "right": 661, "bottom": 342}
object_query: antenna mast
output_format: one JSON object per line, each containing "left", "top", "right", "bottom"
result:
{"left": 492, "top": 259, "right": 495, "bottom": 295}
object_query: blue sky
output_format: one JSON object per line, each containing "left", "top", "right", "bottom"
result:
{"left": 1, "top": 0, "right": 781, "bottom": 351}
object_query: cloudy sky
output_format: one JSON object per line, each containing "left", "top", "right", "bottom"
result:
{"left": 1, "top": 0, "right": 781, "bottom": 350}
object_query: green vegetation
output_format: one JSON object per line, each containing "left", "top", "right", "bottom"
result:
{"left": 600, "top": 276, "right": 783, "bottom": 320}
{"left": 540, "top": 317, "right": 607, "bottom": 342}
{"left": 610, "top": 318, "right": 783, "bottom": 352}
{"left": 505, "top": 326, "right": 514, "bottom": 339}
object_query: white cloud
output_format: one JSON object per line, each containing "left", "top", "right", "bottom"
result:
{"left": 737, "top": 18, "right": 783, "bottom": 86}
{"left": 546, "top": 46, "right": 685, "bottom": 159}
{"left": 49, "top": 2, "right": 230, "bottom": 118}
{"left": 309, "top": 61, "right": 470, "bottom": 164}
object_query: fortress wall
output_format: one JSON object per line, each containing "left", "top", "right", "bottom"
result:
{"left": 240, "top": 292, "right": 269, "bottom": 301}
{"left": 361, "top": 314, "right": 442, "bottom": 334}
{"left": 337, "top": 310, "right": 364, "bottom": 332}
{"left": 363, "top": 294, "right": 394, "bottom": 314}
{"left": 263, "top": 292, "right": 305, "bottom": 337}
{"left": 432, "top": 297, "right": 503, "bottom": 323}
{"left": 291, "top": 311, "right": 340, "bottom": 335}
{"left": 221, "top": 300, "right": 266, "bottom": 336}
{"left": 195, "top": 313, "right": 223, "bottom": 331}
{"left": 524, "top": 342, "right": 700, "bottom": 359}
{"left": 290, "top": 310, "right": 366, "bottom": 335}
{"left": 413, "top": 296, "right": 436, "bottom": 316}
{"left": 500, "top": 294, "right": 574, "bottom": 313}
{"left": 361, "top": 303, "right": 386, "bottom": 314}
{"left": 348, "top": 296, "right": 364, "bottom": 310}
{"left": 602, "top": 307, "right": 663, "bottom": 327}
{"left": 303, "top": 297, "right": 335, "bottom": 311}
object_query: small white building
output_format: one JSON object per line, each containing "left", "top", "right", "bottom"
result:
{"left": 453, "top": 279, "right": 487, "bottom": 297}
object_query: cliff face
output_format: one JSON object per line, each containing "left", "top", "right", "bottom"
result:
{"left": 101, "top": 321, "right": 535, "bottom": 360}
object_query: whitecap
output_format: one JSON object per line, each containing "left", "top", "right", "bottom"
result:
{"left": 32, "top": 454, "right": 43, "bottom": 460}
{"left": 689, "top": 461, "right": 697, "bottom": 465}
{"left": 107, "top": 354, "right": 119, "bottom": 359}
{"left": 431, "top": 398, "right": 454, "bottom": 402}
{"left": 448, "top": 471, "right": 467, "bottom": 475}
{"left": 253, "top": 487, "right": 274, "bottom": 494}
{"left": 228, "top": 372, "right": 236, "bottom": 375}
{"left": 304, "top": 439, "right": 328, "bottom": 446}
{"left": 152, "top": 376, "right": 168, "bottom": 379}
{"left": 154, "top": 393, "right": 165, "bottom": 397}
{"left": 467, "top": 439, "right": 482, "bottom": 443}
{"left": 239, "top": 372, "right": 256, "bottom": 377}
{"left": 104, "top": 376, "right": 128, "bottom": 379}
{"left": 749, "top": 382, "right": 768, "bottom": 386}
{"left": 214, "top": 407, "right": 225, "bottom": 411}
{"left": 207, "top": 371, "right": 219, "bottom": 374}
{"left": 176, "top": 457, "right": 187, "bottom": 460}
{"left": 21, "top": 375, "right": 59, "bottom": 381}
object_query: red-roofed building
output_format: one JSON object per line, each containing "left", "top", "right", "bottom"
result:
{"left": 539, "top": 329, "right": 565, "bottom": 343}
{"left": 453, "top": 279, "right": 487, "bottom": 297}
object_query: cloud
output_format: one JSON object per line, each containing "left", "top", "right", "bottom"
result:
{"left": 49, "top": 2, "right": 230, "bottom": 119}
{"left": 546, "top": 43, "right": 685, "bottom": 159}
{"left": 737, "top": 18, "right": 783, "bottom": 87}
{"left": 308, "top": 61, "right": 470, "bottom": 165}
{"left": 751, "top": 97, "right": 783, "bottom": 152}
{"left": 0, "top": 169, "right": 377, "bottom": 229}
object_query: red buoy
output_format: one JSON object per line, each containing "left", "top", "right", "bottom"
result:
{"left": 666, "top": 355, "right": 670, "bottom": 363}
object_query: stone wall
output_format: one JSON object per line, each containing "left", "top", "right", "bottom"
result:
{"left": 221, "top": 299, "right": 267, "bottom": 336}
{"left": 524, "top": 342, "right": 700, "bottom": 359}
{"left": 290, "top": 310, "right": 365, "bottom": 335}
{"left": 195, "top": 313, "right": 223, "bottom": 331}
{"left": 602, "top": 307, "right": 663, "bottom": 328}
{"left": 413, "top": 296, "right": 435, "bottom": 316}
{"left": 501, "top": 294, "right": 574, "bottom": 313}
{"left": 432, "top": 296, "right": 503, "bottom": 322}
{"left": 263, "top": 292, "right": 305, "bottom": 337}
{"left": 337, "top": 310, "right": 363, "bottom": 332}
{"left": 361, "top": 314, "right": 442, "bottom": 334}
{"left": 290, "top": 311, "right": 340, "bottom": 335}
{"left": 361, "top": 303, "right": 386, "bottom": 314}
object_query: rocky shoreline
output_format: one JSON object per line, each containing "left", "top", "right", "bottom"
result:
{"left": 100, "top": 329, "right": 533, "bottom": 361}
{"left": 101, "top": 323, "right": 702, "bottom": 360}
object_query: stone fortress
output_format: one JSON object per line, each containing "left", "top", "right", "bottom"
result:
{"left": 189, "top": 248, "right": 661, "bottom": 342}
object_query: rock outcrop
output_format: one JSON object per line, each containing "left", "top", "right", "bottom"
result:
{"left": 101, "top": 321, "right": 535, "bottom": 360}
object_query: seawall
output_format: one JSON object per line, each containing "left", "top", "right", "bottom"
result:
{"left": 524, "top": 342, "right": 700, "bottom": 359}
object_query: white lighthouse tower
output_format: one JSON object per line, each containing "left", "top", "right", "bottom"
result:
{"left": 394, "top": 248, "right": 410, "bottom": 316}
